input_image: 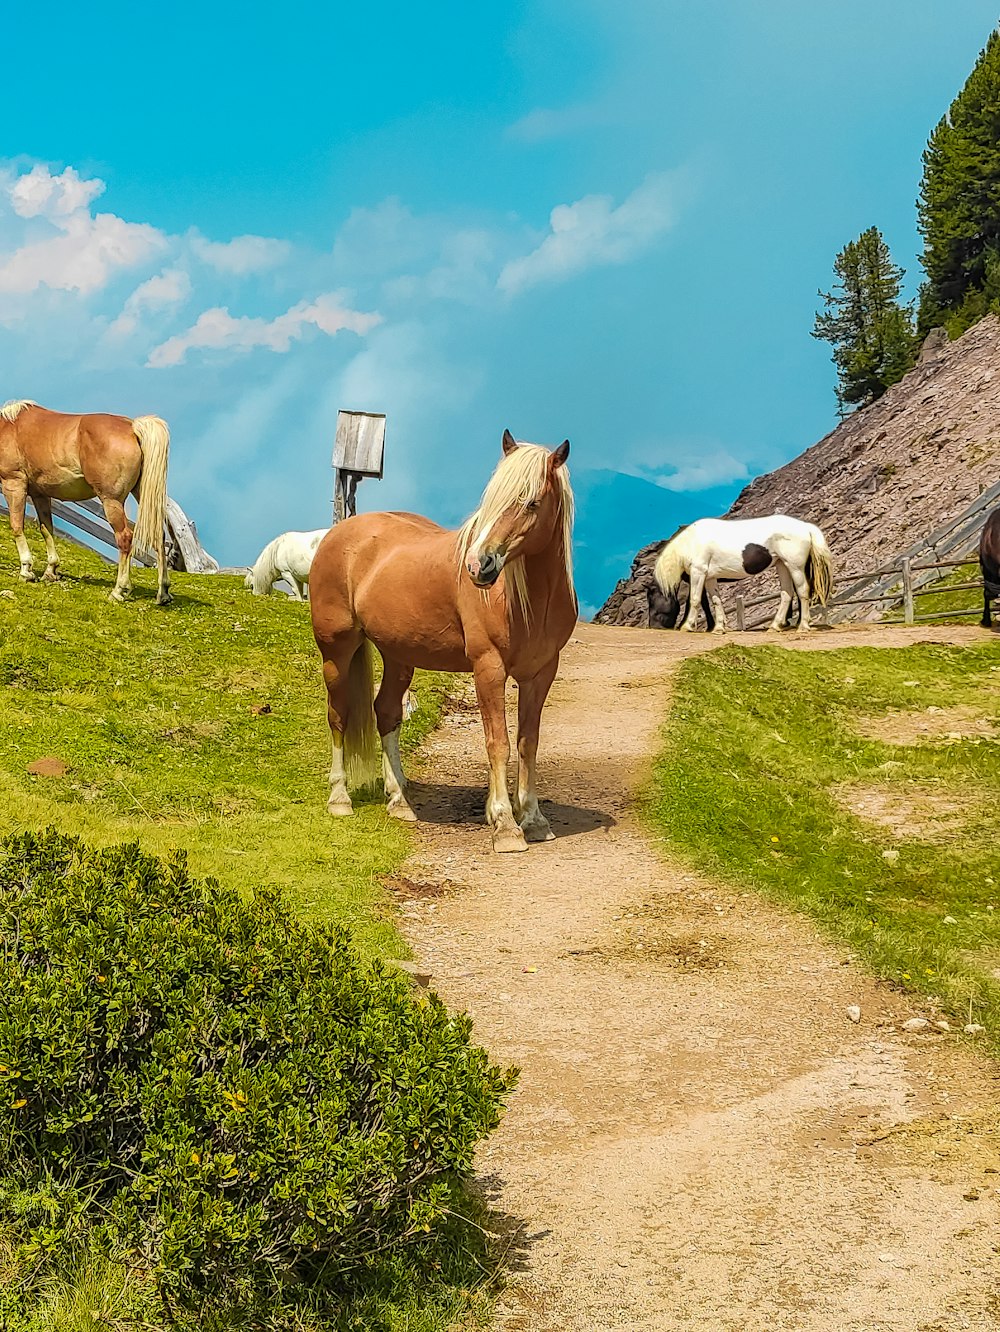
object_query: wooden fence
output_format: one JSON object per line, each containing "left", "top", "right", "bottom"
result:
{"left": 733, "top": 554, "right": 984, "bottom": 630}
{"left": 0, "top": 495, "right": 219, "bottom": 573}
{"left": 730, "top": 479, "right": 1000, "bottom": 631}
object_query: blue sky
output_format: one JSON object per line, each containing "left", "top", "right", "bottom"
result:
{"left": 3, "top": 1, "right": 997, "bottom": 613}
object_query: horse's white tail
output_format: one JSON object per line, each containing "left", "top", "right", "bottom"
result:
{"left": 246, "top": 537, "right": 282, "bottom": 595}
{"left": 131, "top": 416, "right": 170, "bottom": 569}
{"left": 345, "top": 641, "right": 381, "bottom": 790}
{"left": 807, "top": 526, "right": 834, "bottom": 604}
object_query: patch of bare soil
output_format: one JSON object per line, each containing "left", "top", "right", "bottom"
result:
{"left": 400, "top": 622, "right": 1000, "bottom": 1331}
{"left": 835, "top": 781, "right": 970, "bottom": 841}
{"left": 855, "top": 704, "right": 998, "bottom": 746}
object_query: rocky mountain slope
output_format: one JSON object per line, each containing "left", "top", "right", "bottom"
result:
{"left": 596, "top": 316, "right": 1000, "bottom": 626}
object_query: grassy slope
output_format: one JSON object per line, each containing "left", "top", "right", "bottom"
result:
{"left": 0, "top": 542, "right": 495, "bottom": 1332}
{"left": 0, "top": 540, "right": 451, "bottom": 957}
{"left": 647, "top": 642, "right": 1000, "bottom": 1044}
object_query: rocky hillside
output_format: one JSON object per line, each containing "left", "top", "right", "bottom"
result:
{"left": 596, "top": 316, "right": 1000, "bottom": 626}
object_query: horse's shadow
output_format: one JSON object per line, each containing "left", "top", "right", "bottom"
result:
{"left": 54, "top": 572, "right": 212, "bottom": 607}
{"left": 394, "top": 780, "right": 614, "bottom": 839}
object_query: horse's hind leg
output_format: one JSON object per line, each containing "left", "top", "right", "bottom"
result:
{"left": 320, "top": 632, "right": 364, "bottom": 815}
{"left": 514, "top": 655, "right": 559, "bottom": 842}
{"left": 770, "top": 563, "right": 795, "bottom": 631}
{"left": 33, "top": 496, "right": 60, "bottom": 582}
{"left": 99, "top": 497, "right": 134, "bottom": 601}
{"left": 375, "top": 657, "right": 417, "bottom": 822}
{"left": 789, "top": 562, "right": 813, "bottom": 630}
{"left": 2, "top": 477, "right": 35, "bottom": 581}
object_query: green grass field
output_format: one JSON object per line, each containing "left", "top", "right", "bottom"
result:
{"left": 0, "top": 538, "right": 501, "bottom": 1332}
{"left": 647, "top": 641, "right": 1000, "bottom": 1045}
{"left": 0, "top": 540, "right": 453, "bottom": 955}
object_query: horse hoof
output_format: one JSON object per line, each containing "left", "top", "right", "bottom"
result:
{"left": 42, "top": 569, "right": 59, "bottom": 584}
{"left": 387, "top": 799, "right": 418, "bottom": 823}
{"left": 109, "top": 587, "right": 129, "bottom": 603}
{"left": 156, "top": 592, "right": 173, "bottom": 606}
{"left": 521, "top": 819, "right": 555, "bottom": 843}
{"left": 493, "top": 826, "right": 529, "bottom": 854}
{"left": 327, "top": 800, "right": 354, "bottom": 817}
{"left": 20, "top": 571, "right": 36, "bottom": 583}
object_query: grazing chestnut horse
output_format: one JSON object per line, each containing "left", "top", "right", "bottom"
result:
{"left": 0, "top": 400, "right": 171, "bottom": 603}
{"left": 979, "top": 504, "right": 1000, "bottom": 629}
{"left": 310, "top": 430, "right": 576, "bottom": 853}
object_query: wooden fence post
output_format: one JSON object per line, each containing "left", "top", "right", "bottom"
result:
{"left": 902, "top": 557, "right": 914, "bottom": 625}
{"left": 735, "top": 594, "right": 745, "bottom": 632}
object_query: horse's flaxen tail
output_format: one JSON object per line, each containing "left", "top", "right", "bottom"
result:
{"left": 131, "top": 416, "right": 170, "bottom": 575}
{"left": 344, "top": 640, "right": 382, "bottom": 791}
{"left": 806, "top": 525, "right": 834, "bottom": 604}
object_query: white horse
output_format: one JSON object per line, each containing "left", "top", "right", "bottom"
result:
{"left": 245, "top": 529, "right": 327, "bottom": 600}
{"left": 653, "top": 515, "right": 834, "bottom": 632}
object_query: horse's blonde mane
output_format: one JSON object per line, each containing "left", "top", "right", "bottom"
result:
{"left": 1, "top": 400, "right": 37, "bottom": 423}
{"left": 458, "top": 443, "right": 574, "bottom": 623}
{"left": 653, "top": 527, "right": 693, "bottom": 595}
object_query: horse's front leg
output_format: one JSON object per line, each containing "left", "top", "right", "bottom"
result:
{"left": 514, "top": 655, "right": 559, "bottom": 842}
{"left": 33, "top": 496, "right": 60, "bottom": 582}
{"left": 706, "top": 578, "right": 727, "bottom": 633}
{"left": 473, "top": 655, "right": 526, "bottom": 854}
{"left": 681, "top": 566, "right": 707, "bottom": 631}
{"left": 2, "top": 477, "right": 35, "bottom": 581}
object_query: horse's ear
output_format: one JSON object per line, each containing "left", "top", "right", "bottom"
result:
{"left": 550, "top": 440, "right": 570, "bottom": 468}
{"left": 502, "top": 429, "right": 518, "bottom": 455}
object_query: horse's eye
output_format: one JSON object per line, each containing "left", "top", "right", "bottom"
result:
{"left": 525, "top": 500, "right": 540, "bottom": 512}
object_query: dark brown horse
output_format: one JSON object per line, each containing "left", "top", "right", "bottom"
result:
{"left": 980, "top": 504, "right": 1000, "bottom": 629}
{"left": 310, "top": 430, "right": 576, "bottom": 853}
{"left": 0, "top": 400, "right": 171, "bottom": 603}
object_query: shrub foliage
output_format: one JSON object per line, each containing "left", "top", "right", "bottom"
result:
{"left": 0, "top": 830, "right": 515, "bottom": 1320}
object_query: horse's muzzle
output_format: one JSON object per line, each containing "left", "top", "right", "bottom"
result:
{"left": 467, "top": 551, "right": 503, "bottom": 587}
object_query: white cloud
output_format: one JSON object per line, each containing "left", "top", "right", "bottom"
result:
{"left": 147, "top": 293, "right": 381, "bottom": 368}
{"left": 506, "top": 103, "right": 606, "bottom": 143}
{"left": 8, "top": 165, "right": 105, "bottom": 220}
{"left": 497, "top": 170, "right": 682, "bottom": 296}
{"left": 621, "top": 440, "right": 750, "bottom": 493}
{"left": 0, "top": 212, "right": 168, "bottom": 295}
{"left": 108, "top": 267, "right": 192, "bottom": 338}
{"left": 190, "top": 233, "right": 292, "bottom": 274}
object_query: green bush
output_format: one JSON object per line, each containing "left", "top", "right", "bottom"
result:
{"left": 0, "top": 830, "right": 515, "bottom": 1322}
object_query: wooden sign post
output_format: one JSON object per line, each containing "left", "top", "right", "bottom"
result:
{"left": 333, "top": 410, "right": 386, "bottom": 522}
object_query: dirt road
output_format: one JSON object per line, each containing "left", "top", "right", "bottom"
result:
{"left": 401, "top": 623, "right": 1000, "bottom": 1332}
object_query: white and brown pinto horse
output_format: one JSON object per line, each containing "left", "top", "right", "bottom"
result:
{"left": 0, "top": 400, "right": 171, "bottom": 603}
{"left": 653, "top": 514, "right": 833, "bottom": 631}
{"left": 310, "top": 430, "right": 576, "bottom": 853}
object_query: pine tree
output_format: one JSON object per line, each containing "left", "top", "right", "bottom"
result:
{"left": 918, "top": 30, "right": 1000, "bottom": 335}
{"left": 813, "top": 227, "right": 917, "bottom": 409}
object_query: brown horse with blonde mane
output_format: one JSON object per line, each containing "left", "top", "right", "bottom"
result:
{"left": 0, "top": 400, "right": 171, "bottom": 603}
{"left": 310, "top": 429, "right": 576, "bottom": 853}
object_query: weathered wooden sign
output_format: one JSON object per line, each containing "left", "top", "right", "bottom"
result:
{"left": 333, "top": 410, "right": 386, "bottom": 520}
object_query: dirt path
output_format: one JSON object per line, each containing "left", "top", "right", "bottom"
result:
{"left": 401, "top": 623, "right": 1000, "bottom": 1332}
